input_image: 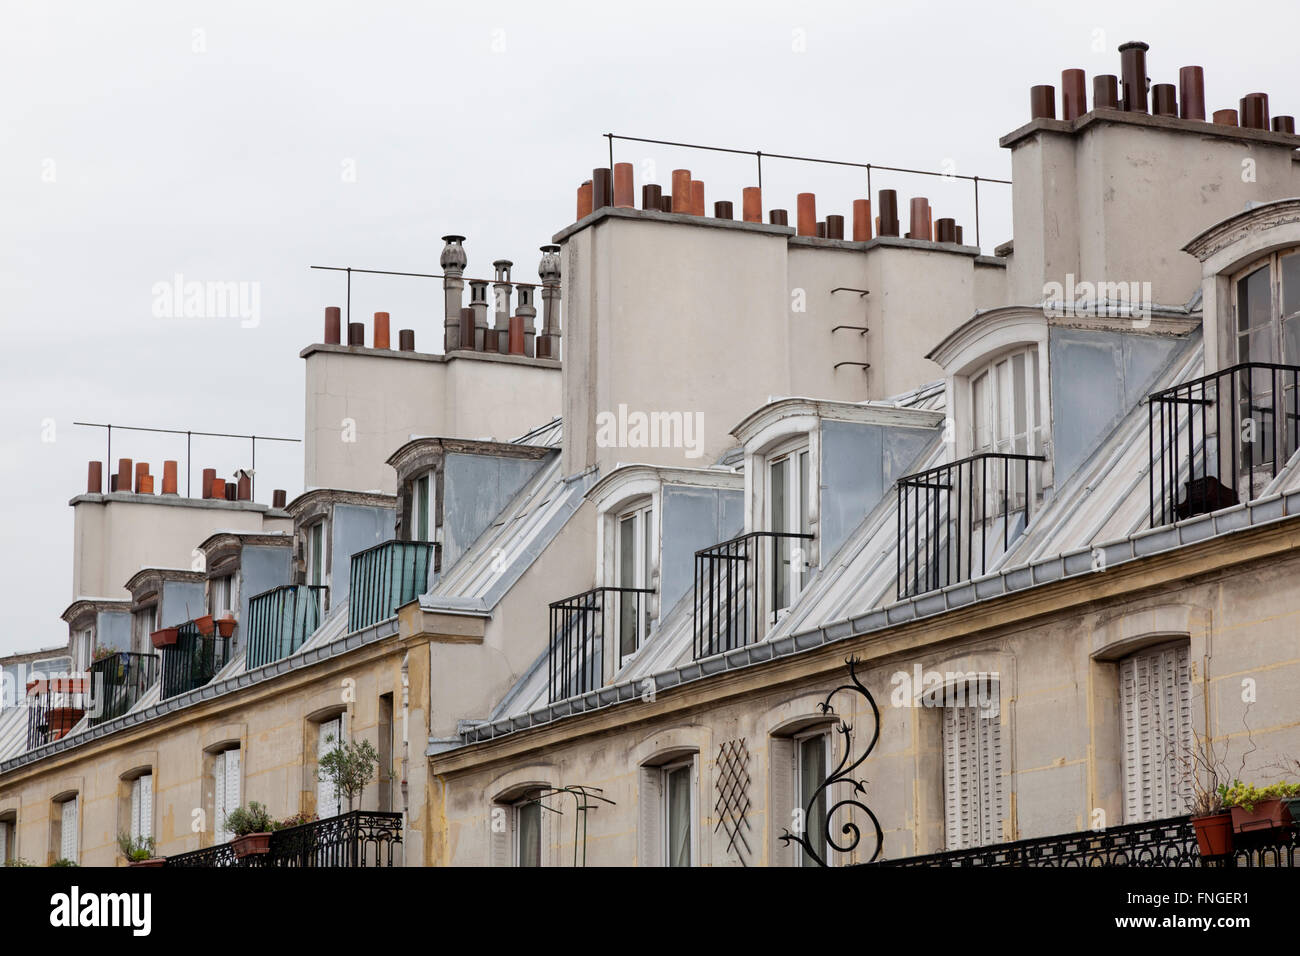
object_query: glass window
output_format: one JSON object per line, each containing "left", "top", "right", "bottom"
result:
{"left": 306, "top": 522, "right": 325, "bottom": 587}
{"left": 664, "top": 762, "right": 693, "bottom": 867}
{"left": 1237, "top": 263, "right": 1276, "bottom": 363}
{"left": 208, "top": 575, "right": 232, "bottom": 617}
{"left": 796, "top": 732, "right": 829, "bottom": 866}
{"left": 130, "top": 773, "right": 153, "bottom": 842}
{"left": 616, "top": 504, "right": 653, "bottom": 662}
{"left": 768, "top": 447, "right": 811, "bottom": 617}
{"left": 516, "top": 796, "right": 542, "bottom": 867}
{"left": 412, "top": 473, "right": 433, "bottom": 542}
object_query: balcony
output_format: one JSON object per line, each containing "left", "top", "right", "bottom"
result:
{"left": 896, "top": 452, "right": 1045, "bottom": 599}
{"left": 245, "top": 585, "right": 326, "bottom": 669}
{"left": 25, "top": 676, "right": 89, "bottom": 750}
{"left": 348, "top": 540, "right": 437, "bottom": 633}
{"left": 693, "top": 531, "right": 814, "bottom": 659}
{"left": 870, "top": 815, "right": 1299, "bottom": 868}
{"left": 164, "top": 810, "right": 403, "bottom": 867}
{"left": 88, "top": 652, "right": 160, "bottom": 726}
{"left": 548, "top": 586, "right": 655, "bottom": 703}
{"left": 160, "top": 620, "right": 231, "bottom": 699}
{"left": 1148, "top": 362, "right": 1300, "bottom": 527}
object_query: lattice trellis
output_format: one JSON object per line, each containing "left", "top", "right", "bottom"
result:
{"left": 714, "top": 737, "right": 752, "bottom": 865}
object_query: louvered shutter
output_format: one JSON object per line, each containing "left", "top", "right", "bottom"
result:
{"left": 138, "top": 773, "right": 153, "bottom": 840}
{"left": 213, "top": 752, "right": 228, "bottom": 842}
{"left": 769, "top": 737, "right": 795, "bottom": 866}
{"left": 1121, "top": 644, "right": 1192, "bottom": 822}
{"left": 637, "top": 767, "right": 663, "bottom": 867}
{"left": 0, "top": 820, "right": 9, "bottom": 862}
{"left": 130, "top": 777, "right": 142, "bottom": 839}
{"left": 225, "top": 750, "right": 241, "bottom": 827}
{"left": 943, "top": 696, "right": 1004, "bottom": 850}
{"left": 489, "top": 803, "right": 509, "bottom": 867}
{"left": 975, "top": 706, "right": 1004, "bottom": 845}
{"left": 318, "top": 717, "right": 342, "bottom": 817}
{"left": 60, "top": 797, "right": 78, "bottom": 863}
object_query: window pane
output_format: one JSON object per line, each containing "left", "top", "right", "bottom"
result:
{"left": 799, "top": 735, "right": 827, "bottom": 866}
{"left": 619, "top": 515, "right": 637, "bottom": 658}
{"left": 415, "top": 475, "right": 429, "bottom": 541}
{"left": 1011, "top": 352, "right": 1027, "bottom": 440}
{"left": 1237, "top": 263, "right": 1272, "bottom": 332}
{"left": 667, "top": 765, "right": 692, "bottom": 867}
{"left": 517, "top": 800, "right": 541, "bottom": 867}
{"left": 972, "top": 372, "right": 990, "bottom": 451}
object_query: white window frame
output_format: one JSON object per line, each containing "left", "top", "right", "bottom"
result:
{"left": 129, "top": 772, "right": 154, "bottom": 843}
{"left": 0, "top": 816, "right": 14, "bottom": 863}
{"left": 317, "top": 715, "right": 344, "bottom": 818}
{"left": 208, "top": 574, "right": 234, "bottom": 618}
{"left": 763, "top": 440, "right": 812, "bottom": 620}
{"left": 411, "top": 470, "right": 435, "bottom": 543}
{"left": 793, "top": 729, "right": 832, "bottom": 867}
{"left": 661, "top": 758, "right": 697, "bottom": 868}
{"left": 305, "top": 520, "right": 327, "bottom": 588}
{"left": 58, "top": 795, "right": 79, "bottom": 864}
{"left": 613, "top": 500, "right": 654, "bottom": 666}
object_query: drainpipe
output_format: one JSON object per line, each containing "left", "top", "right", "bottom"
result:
{"left": 400, "top": 650, "right": 410, "bottom": 863}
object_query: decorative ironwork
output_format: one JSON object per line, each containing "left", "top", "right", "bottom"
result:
{"left": 713, "top": 738, "right": 752, "bottom": 866}
{"left": 164, "top": 810, "right": 402, "bottom": 867}
{"left": 160, "top": 621, "right": 230, "bottom": 699}
{"left": 1148, "top": 362, "right": 1300, "bottom": 527}
{"left": 348, "top": 540, "right": 437, "bottom": 633}
{"left": 547, "top": 586, "right": 655, "bottom": 703}
{"left": 869, "top": 815, "right": 1300, "bottom": 867}
{"left": 25, "top": 676, "right": 89, "bottom": 751}
{"left": 88, "top": 652, "right": 159, "bottom": 726}
{"left": 780, "top": 656, "right": 883, "bottom": 866}
{"left": 245, "top": 584, "right": 326, "bottom": 669}
{"left": 897, "top": 452, "right": 1045, "bottom": 599}
{"left": 524, "top": 786, "right": 615, "bottom": 867}
{"left": 693, "top": 530, "right": 814, "bottom": 660}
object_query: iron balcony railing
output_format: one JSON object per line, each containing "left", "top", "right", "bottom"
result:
{"left": 548, "top": 586, "right": 656, "bottom": 703}
{"left": 25, "top": 676, "right": 89, "bottom": 750}
{"left": 896, "top": 452, "right": 1045, "bottom": 600}
{"left": 348, "top": 540, "right": 438, "bottom": 633}
{"left": 88, "top": 652, "right": 159, "bottom": 726}
{"left": 164, "top": 810, "right": 403, "bottom": 867}
{"left": 160, "top": 620, "right": 231, "bottom": 699}
{"left": 1148, "top": 362, "right": 1300, "bottom": 528}
{"left": 693, "top": 530, "right": 814, "bottom": 660}
{"left": 870, "top": 814, "right": 1300, "bottom": 868}
{"left": 245, "top": 584, "right": 327, "bottom": 670}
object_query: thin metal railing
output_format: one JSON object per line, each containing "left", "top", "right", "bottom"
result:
{"left": 160, "top": 621, "right": 231, "bottom": 699}
{"left": 25, "top": 677, "right": 90, "bottom": 750}
{"left": 348, "top": 540, "right": 438, "bottom": 633}
{"left": 88, "top": 652, "right": 160, "bottom": 726}
{"left": 547, "top": 586, "right": 656, "bottom": 703}
{"left": 245, "top": 585, "right": 327, "bottom": 670}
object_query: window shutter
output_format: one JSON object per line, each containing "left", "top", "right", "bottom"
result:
{"left": 943, "top": 696, "right": 1004, "bottom": 850}
{"left": 976, "top": 706, "right": 1004, "bottom": 845}
{"left": 769, "top": 737, "right": 795, "bottom": 866}
{"left": 1121, "top": 644, "right": 1192, "bottom": 822}
{"left": 130, "top": 777, "right": 142, "bottom": 840}
{"left": 215, "top": 749, "right": 240, "bottom": 841}
{"left": 489, "top": 804, "right": 508, "bottom": 867}
{"left": 318, "top": 717, "right": 342, "bottom": 817}
{"left": 139, "top": 773, "right": 153, "bottom": 841}
{"left": 0, "top": 820, "right": 8, "bottom": 862}
{"left": 60, "top": 797, "right": 78, "bottom": 863}
{"left": 637, "top": 767, "right": 663, "bottom": 867}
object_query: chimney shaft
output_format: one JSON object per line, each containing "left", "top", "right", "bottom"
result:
{"left": 1213, "top": 108, "right": 1238, "bottom": 126}
{"left": 1061, "top": 69, "right": 1087, "bottom": 121}
{"left": 538, "top": 245, "right": 562, "bottom": 361}
{"left": 671, "top": 170, "right": 692, "bottom": 213}
{"left": 1241, "top": 92, "right": 1270, "bottom": 130}
{"left": 852, "top": 199, "right": 872, "bottom": 242}
{"left": 117, "top": 458, "right": 133, "bottom": 495}
{"left": 690, "top": 180, "right": 705, "bottom": 216}
{"left": 877, "top": 190, "right": 900, "bottom": 237}
{"left": 742, "top": 187, "right": 762, "bottom": 223}
{"left": 1273, "top": 115, "right": 1296, "bottom": 134}
{"left": 613, "top": 163, "right": 635, "bottom": 208}
{"left": 1094, "top": 75, "right": 1120, "bottom": 110}
{"left": 1179, "top": 66, "right": 1206, "bottom": 120}
{"left": 236, "top": 473, "right": 251, "bottom": 501}
{"left": 440, "top": 235, "right": 467, "bottom": 352}
{"left": 796, "top": 193, "right": 817, "bottom": 237}
{"left": 1118, "top": 41, "right": 1149, "bottom": 113}
{"left": 373, "top": 311, "right": 391, "bottom": 350}
{"left": 909, "top": 197, "right": 933, "bottom": 241}
{"left": 87, "top": 461, "right": 102, "bottom": 494}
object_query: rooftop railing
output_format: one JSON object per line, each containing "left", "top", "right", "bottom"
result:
{"left": 693, "top": 530, "right": 814, "bottom": 660}
{"left": 245, "top": 585, "right": 327, "bottom": 670}
{"left": 348, "top": 540, "right": 437, "bottom": 634}
{"left": 88, "top": 652, "right": 159, "bottom": 726}
{"left": 1148, "top": 362, "right": 1300, "bottom": 527}
{"left": 896, "top": 452, "right": 1045, "bottom": 599}
{"left": 164, "top": 810, "right": 403, "bottom": 867}
{"left": 160, "top": 621, "right": 231, "bottom": 699}
{"left": 548, "top": 586, "right": 655, "bottom": 703}
{"left": 25, "top": 677, "right": 89, "bottom": 750}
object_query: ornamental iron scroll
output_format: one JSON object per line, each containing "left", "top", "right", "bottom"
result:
{"left": 714, "top": 738, "right": 753, "bottom": 865}
{"left": 779, "top": 656, "right": 883, "bottom": 866}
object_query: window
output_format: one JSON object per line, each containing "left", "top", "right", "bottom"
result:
{"left": 208, "top": 575, "right": 233, "bottom": 617}
{"left": 0, "top": 816, "right": 14, "bottom": 863}
{"left": 57, "top": 796, "right": 79, "bottom": 864}
{"left": 1232, "top": 251, "right": 1300, "bottom": 470}
{"left": 663, "top": 761, "right": 694, "bottom": 867}
{"left": 794, "top": 731, "right": 830, "bottom": 866}
{"left": 412, "top": 472, "right": 434, "bottom": 542}
{"left": 317, "top": 715, "right": 344, "bottom": 817}
{"left": 616, "top": 502, "right": 653, "bottom": 663}
{"left": 132, "top": 606, "right": 158, "bottom": 655}
{"left": 1120, "top": 642, "right": 1193, "bottom": 823}
{"left": 514, "top": 792, "right": 543, "bottom": 867}
{"left": 129, "top": 773, "right": 153, "bottom": 842}
{"left": 942, "top": 684, "right": 1004, "bottom": 850}
{"left": 212, "top": 748, "right": 241, "bottom": 843}
{"left": 767, "top": 445, "right": 811, "bottom": 616}
{"left": 378, "top": 694, "right": 394, "bottom": 812}
{"left": 305, "top": 521, "right": 326, "bottom": 587}
{"left": 73, "top": 630, "right": 93, "bottom": 673}
{"left": 970, "top": 347, "right": 1042, "bottom": 458}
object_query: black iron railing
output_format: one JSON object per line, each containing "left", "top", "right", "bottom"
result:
{"left": 245, "top": 585, "right": 327, "bottom": 670}
{"left": 348, "top": 540, "right": 438, "bottom": 633}
{"left": 1148, "top": 362, "right": 1300, "bottom": 527}
{"left": 25, "top": 676, "right": 89, "bottom": 750}
{"left": 164, "top": 811, "right": 403, "bottom": 867}
{"left": 693, "top": 531, "right": 814, "bottom": 660}
{"left": 871, "top": 815, "right": 1300, "bottom": 867}
{"left": 548, "top": 586, "right": 655, "bottom": 703}
{"left": 88, "top": 652, "right": 159, "bottom": 726}
{"left": 896, "top": 452, "right": 1045, "bottom": 599}
{"left": 160, "top": 621, "right": 231, "bottom": 699}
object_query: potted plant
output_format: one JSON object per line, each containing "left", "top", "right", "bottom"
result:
{"left": 92, "top": 644, "right": 116, "bottom": 663}
{"left": 317, "top": 732, "right": 380, "bottom": 814}
{"left": 278, "top": 810, "right": 318, "bottom": 830}
{"left": 224, "top": 801, "right": 278, "bottom": 858}
{"left": 51, "top": 858, "right": 78, "bottom": 867}
{"left": 117, "top": 832, "right": 163, "bottom": 867}
{"left": 1183, "top": 730, "right": 1242, "bottom": 858}
{"left": 150, "top": 627, "right": 179, "bottom": 649}
{"left": 1221, "top": 780, "right": 1300, "bottom": 837}
{"left": 194, "top": 614, "right": 215, "bottom": 637}
{"left": 216, "top": 613, "right": 236, "bottom": 638}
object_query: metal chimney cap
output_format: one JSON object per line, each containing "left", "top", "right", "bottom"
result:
{"left": 1118, "top": 40, "right": 1150, "bottom": 52}
{"left": 538, "top": 245, "right": 562, "bottom": 281}
{"left": 440, "top": 235, "right": 468, "bottom": 272}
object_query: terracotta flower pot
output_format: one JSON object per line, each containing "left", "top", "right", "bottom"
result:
{"left": 150, "top": 627, "right": 179, "bottom": 649}
{"left": 1192, "top": 811, "right": 1234, "bottom": 857}
{"left": 194, "top": 614, "right": 215, "bottom": 636}
{"left": 1230, "top": 798, "right": 1290, "bottom": 835}
{"left": 216, "top": 615, "right": 236, "bottom": 638}
{"left": 231, "top": 832, "right": 272, "bottom": 859}
{"left": 46, "top": 707, "right": 85, "bottom": 738}
{"left": 129, "top": 858, "right": 166, "bottom": 867}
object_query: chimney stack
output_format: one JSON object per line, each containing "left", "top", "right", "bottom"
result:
{"left": 134, "top": 461, "right": 149, "bottom": 494}
{"left": 440, "top": 235, "right": 467, "bottom": 352}
{"left": 909, "top": 198, "right": 933, "bottom": 241}
{"left": 324, "top": 306, "right": 341, "bottom": 345}
{"left": 1273, "top": 116, "right": 1296, "bottom": 134}
{"left": 517, "top": 284, "right": 538, "bottom": 357}
{"left": 1118, "top": 41, "right": 1149, "bottom": 113}
{"left": 690, "top": 180, "right": 705, "bottom": 216}
{"left": 468, "top": 280, "right": 490, "bottom": 351}
{"left": 492, "top": 260, "right": 513, "bottom": 353}
{"left": 538, "top": 245, "right": 562, "bottom": 360}
{"left": 1241, "top": 92, "right": 1270, "bottom": 130}
{"left": 459, "top": 307, "right": 475, "bottom": 349}
{"left": 236, "top": 472, "right": 251, "bottom": 501}
{"left": 87, "top": 461, "right": 102, "bottom": 494}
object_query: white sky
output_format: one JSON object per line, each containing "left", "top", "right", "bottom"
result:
{"left": 3, "top": 0, "right": 1297, "bottom": 654}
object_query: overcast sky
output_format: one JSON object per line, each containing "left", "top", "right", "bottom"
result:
{"left": 3, "top": 0, "right": 1297, "bottom": 655}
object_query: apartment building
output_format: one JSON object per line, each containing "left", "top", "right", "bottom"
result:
{"left": 3, "top": 38, "right": 1299, "bottom": 869}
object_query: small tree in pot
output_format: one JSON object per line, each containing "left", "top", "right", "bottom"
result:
{"left": 317, "top": 733, "right": 380, "bottom": 814}
{"left": 224, "top": 801, "right": 278, "bottom": 859}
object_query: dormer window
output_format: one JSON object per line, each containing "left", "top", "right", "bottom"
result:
{"left": 766, "top": 442, "right": 811, "bottom": 614}
{"left": 305, "top": 520, "right": 326, "bottom": 587}
{"left": 970, "top": 346, "right": 1042, "bottom": 458}
{"left": 411, "top": 471, "right": 434, "bottom": 542}
{"left": 208, "top": 574, "right": 233, "bottom": 617}
{"left": 615, "top": 501, "right": 654, "bottom": 663}
{"left": 1234, "top": 250, "right": 1300, "bottom": 366}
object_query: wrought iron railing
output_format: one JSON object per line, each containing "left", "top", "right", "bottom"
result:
{"left": 896, "top": 452, "right": 1045, "bottom": 599}
{"left": 1148, "top": 362, "right": 1300, "bottom": 527}
{"left": 164, "top": 811, "right": 403, "bottom": 867}
{"left": 25, "top": 676, "right": 89, "bottom": 750}
{"left": 245, "top": 585, "right": 327, "bottom": 670}
{"left": 160, "top": 621, "right": 231, "bottom": 699}
{"left": 88, "top": 652, "right": 159, "bottom": 726}
{"left": 693, "top": 530, "right": 814, "bottom": 660}
{"left": 871, "top": 815, "right": 1300, "bottom": 867}
{"left": 548, "top": 586, "right": 656, "bottom": 703}
{"left": 348, "top": 540, "right": 437, "bottom": 633}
